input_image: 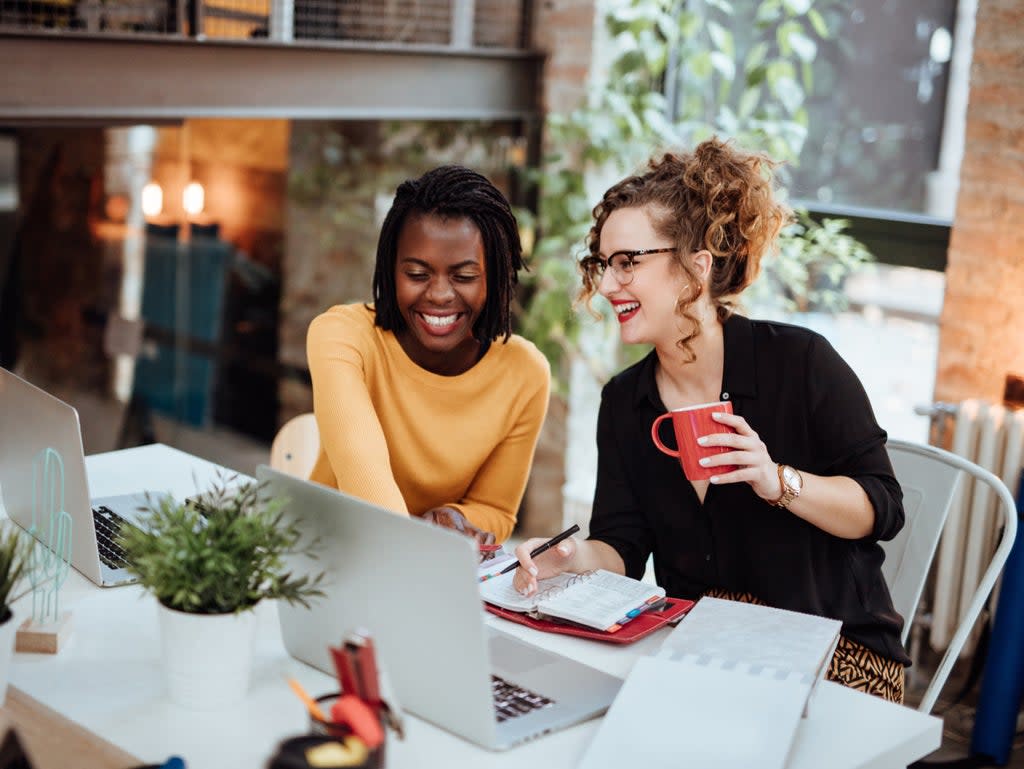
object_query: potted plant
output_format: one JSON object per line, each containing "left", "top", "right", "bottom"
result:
{"left": 118, "top": 475, "right": 325, "bottom": 709}
{"left": 0, "top": 524, "right": 34, "bottom": 704}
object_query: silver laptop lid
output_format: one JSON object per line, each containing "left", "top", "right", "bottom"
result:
{"left": 258, "top": 464, "right": 500, "bottom": 746}
{"left": 0, "top": 368, "right": 104, "bottom": 585}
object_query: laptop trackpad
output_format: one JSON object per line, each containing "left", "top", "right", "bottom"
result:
{"left": 488, "top": 633, "right": 558, "bottom": 674}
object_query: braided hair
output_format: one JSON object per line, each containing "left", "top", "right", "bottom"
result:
{"left": 372, "top": 165, "right": 524, "bottom": 343}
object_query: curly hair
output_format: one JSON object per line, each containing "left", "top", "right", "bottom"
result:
{"left": 372, "top": 165, "right": 525, "bottom": 343}
{"left": 580, "top": 137, "right": 791, "bottom": 360}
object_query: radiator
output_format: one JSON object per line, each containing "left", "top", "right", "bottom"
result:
{"left": 925, "top": 400, "right": 1024, "bottom": 654}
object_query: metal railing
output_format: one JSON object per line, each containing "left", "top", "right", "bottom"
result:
{"left": 0, "top": 0, "right": 530, "bottom": 48}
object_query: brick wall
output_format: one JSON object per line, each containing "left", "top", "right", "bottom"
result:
{"left": 530, "top": 0, "right": 597, "bottom": 114}
{"left": 519, "top": 0, "right": 600, "bottom": 536}
{"left": 935, "top": 1, "right": 1024, "bottom": 403}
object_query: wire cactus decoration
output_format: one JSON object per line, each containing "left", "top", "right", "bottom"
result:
{"left": 28, "top": 448, "right": 72, "bottom": 624}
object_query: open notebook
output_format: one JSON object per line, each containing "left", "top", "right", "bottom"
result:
{"left": 478, "top": 569, "right": 666, "bottom": 633}
{"left": 578, "top": 597, "right": 842, "bottom": 769}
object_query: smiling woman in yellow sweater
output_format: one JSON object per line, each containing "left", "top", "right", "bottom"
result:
{"left": 307, "top": 166, "right": 550, "bottom": 544}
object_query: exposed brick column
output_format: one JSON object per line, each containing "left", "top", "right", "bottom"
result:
{"left": 519, "top": 0, "right": 601, "bottom": 537}
{"left": 935, "top": 1, "right": 1024, "bottom": 404}
{"left": 531, "top": 0, "right": 597, "bottom": 114}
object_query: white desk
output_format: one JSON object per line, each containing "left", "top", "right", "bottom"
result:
{"left": 9, "top": 444, "right": 942, "bottom": 769}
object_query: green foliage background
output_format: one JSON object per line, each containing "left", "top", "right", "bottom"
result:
{"left": 0, "top": 524, "right": 34, "bottom": 620}
{"left": 517, "top": 0, "right": 873, "bottom": 391}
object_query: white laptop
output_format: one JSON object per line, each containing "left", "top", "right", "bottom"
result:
{"left": 0, "top": 367, "right": 166, "bottom": 587}
{"left": 256, "top": 464, "right": 622, "bottom": 751}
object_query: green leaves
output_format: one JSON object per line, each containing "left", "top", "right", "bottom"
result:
{"left": 117, "top": 475, "right": 326, "bottom": 615}
{"left": 777, "top": 19, "right": 817, "bottom": 62}
{"left": 751, "top": 210, "right": 873, "bottom": 313}
{"left": 0, "top": 525, "right": 33, "bottom": 619}
{"left": 518, "top": 0, "right": 871, "bottom": 390}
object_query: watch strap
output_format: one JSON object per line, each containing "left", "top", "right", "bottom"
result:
{"left": 772, "top": 463, "right": 799, "bottom": 508}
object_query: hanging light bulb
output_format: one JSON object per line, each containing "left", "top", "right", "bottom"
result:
{"left": 141, "top": 182, "right": 163, "bottom": 218}
{"left": 182, "top": 181, "right": 205, "bottom": 218}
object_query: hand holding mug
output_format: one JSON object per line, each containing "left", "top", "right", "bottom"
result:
{"left": 651, "top": 401, "right": 739, "bottom": 481}
{"left": 687, "top": 410, "right": 784, "bottom": 502}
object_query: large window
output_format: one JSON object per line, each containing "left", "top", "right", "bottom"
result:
{"left": 792, "top": 1, "right": 959, "bottom": 215}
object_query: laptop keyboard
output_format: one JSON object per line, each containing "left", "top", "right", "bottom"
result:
{"left": 91, "top": 505, "right": 136, "bottom": 570}
{"left": 491, "top": 675, "right": 554, "bottom": 722}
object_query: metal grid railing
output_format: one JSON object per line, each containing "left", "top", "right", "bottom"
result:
{"left": 0, "top": 0, "right": 174, "bottom": 33}
{"left": 0, "top": 0, "right": 529, "bottom": 45}
{"left": 473, "top": 0, "right": 524, "bottom": 48}
{"left": 296, "top": 0, "right": 451, "bottom": 44}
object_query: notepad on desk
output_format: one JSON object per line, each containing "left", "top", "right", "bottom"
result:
{"left": 478, "top": 569, "right": 666, "bottom": 633}
{"left": 658, "top": 596, "right": 842, "bottom": 711}
{"left": 577, "top": 597, "right": 842, "bottom": 769}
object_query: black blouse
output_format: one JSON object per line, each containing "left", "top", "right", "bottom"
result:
{"left": 588, "top": 313, "right": 910, "bottom": 664}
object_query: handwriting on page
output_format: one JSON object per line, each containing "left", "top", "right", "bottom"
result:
{"left": 478, "top": 571, "right": 578, "bottom": 612}
{"left": 541, "top": 571, "right": 649, "bottom": 617}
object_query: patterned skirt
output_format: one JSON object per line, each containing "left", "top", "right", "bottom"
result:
{"left": 703, "top": 588, "right": 905, "bottom": 704}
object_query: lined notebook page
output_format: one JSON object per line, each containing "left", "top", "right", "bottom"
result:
{"left": 477, "top": 571, "right": 578, "bottom": 612}
{"left": 479, "top": 569, "right": 665, "bottom": 630}
{"left": 536, "top": 570, "right": 664, "bottom": 629}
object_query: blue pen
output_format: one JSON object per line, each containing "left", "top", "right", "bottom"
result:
{"left": 613, "top": 597, "right": 666, "bottom": 627}
{"left": 614, "top": 608, "right": 643, "bottom": 624}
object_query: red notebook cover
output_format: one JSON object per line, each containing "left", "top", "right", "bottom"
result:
{"left": 485, "top": 597, "right": 694, "bottom": 644}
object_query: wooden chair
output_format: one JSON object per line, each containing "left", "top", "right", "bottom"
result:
{"left": 269, "top": 413, "right": 320, "bottom": 479}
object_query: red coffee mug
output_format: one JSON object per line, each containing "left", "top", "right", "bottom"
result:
{"left": 651, "top": 401, "right": 738, "bottom": 481}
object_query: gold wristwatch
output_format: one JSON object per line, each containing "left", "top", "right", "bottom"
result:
{"left": 772, "top": 464, "right": 803, "bottom": 509}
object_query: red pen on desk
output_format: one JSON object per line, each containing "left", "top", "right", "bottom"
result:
{"left": 346, "top": 629, "right": 382, "bottom": 710}
{"left": 330, "top": 643, "right": 360, "bottom": 697}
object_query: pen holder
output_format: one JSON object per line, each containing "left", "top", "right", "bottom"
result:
{"left": 308, "top": 692, "right": 386, "bottom": 769}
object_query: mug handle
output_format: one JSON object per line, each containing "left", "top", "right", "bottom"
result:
{"left": 651, "top": 413, "right": 680, "bottom": 457}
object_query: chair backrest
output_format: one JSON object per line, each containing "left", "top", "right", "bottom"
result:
{"left": 882, "top": 441, "right": 962, "bottom": 646}
{"left": 882, "top": 439, "right": 1018, "bottom": 713}
{"left": 269, "top": 413, "right": 320, "bottom": 479}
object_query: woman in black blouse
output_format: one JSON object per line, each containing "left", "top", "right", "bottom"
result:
{"left": 513, "top": 138, "right": 909, "bottom": 702}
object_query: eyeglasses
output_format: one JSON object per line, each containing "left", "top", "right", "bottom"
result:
{"left": 580, "top": 247, "right": 675, "bottom": 286}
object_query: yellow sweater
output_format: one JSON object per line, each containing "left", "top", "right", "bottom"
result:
{"left": 307, "top": 304, "right": 551, "bottom": 542}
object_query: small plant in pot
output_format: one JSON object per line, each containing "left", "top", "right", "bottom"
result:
{"left": 0, "top": 524, "right": 35, "bottom": 704}
{"left": 118, "top": 475, "right": 325, "bottom": 709}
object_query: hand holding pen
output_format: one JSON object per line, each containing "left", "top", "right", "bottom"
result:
{"left": 500, "top": 524, "right": 579, "bottom": 576}
{"left": 506, "top": 524, "right": 581, "bottom": 595}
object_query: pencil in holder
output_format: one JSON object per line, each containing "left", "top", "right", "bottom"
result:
{"left": 308, "top": 692, "right": 386, "bottom": 769}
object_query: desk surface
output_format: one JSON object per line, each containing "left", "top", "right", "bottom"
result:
{"left": 1, "top": 687, "right": 140, "bottom": 769}
{"left": 8, "top": 444, "right": 942, "bottom": 769}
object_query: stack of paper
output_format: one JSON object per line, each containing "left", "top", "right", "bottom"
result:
{"left": 658, "top": 597, "right": 842, "bottom": 713}
{"left": 577, "top": 598, "right": 842, "bottom": 769}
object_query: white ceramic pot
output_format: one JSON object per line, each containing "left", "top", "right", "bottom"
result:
{"left": 0, "top": 608, "right": 17, "bottom": 705}
{"left": 157, "top": 602, "right": 256, "bottom": 710}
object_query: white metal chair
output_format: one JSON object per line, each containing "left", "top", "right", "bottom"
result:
{"left": 882, "top": 439, "right": 1018, "bottom": 713}
{"left": 269, "top": 412, "right": 320, "bottom": 479}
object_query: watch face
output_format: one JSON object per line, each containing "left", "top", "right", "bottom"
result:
{"left": 783, "top": 465, "right": 802, "bottom": 491}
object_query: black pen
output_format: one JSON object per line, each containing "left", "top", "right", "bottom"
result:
{"left": 498, "top": 524, "right": 580, "bottom": 575}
